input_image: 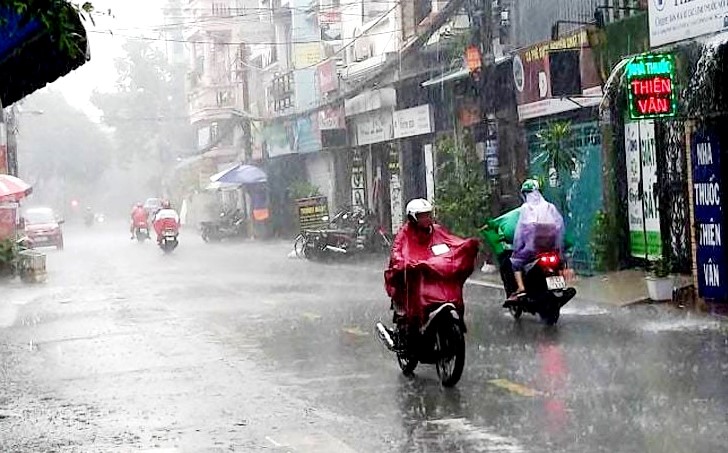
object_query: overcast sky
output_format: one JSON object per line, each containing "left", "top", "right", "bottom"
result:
{"left": 51, "top": 0, "right": 167, "bottom": 117}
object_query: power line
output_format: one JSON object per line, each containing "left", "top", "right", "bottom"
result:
{"left": 88, "top": 26, "right": 400, "bottom": 46}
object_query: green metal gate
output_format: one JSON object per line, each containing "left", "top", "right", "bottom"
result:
{"left": 527, "top": 120, "right": 605, "bottom": 274}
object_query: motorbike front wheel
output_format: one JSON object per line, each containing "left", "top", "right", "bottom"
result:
{"left": 397, "top": 352, "right": 418, "bottom": 376}
{"left": 435, "top": 322, "right": 465, "bottom": 387}
{"left": 293, "top": 234, "right": 307, "bottom": 258}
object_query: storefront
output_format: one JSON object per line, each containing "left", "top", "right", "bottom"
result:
{"left": 515, "top": 29, "right": 606, "bottom": 274}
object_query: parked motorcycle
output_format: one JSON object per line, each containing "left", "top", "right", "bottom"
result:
{"left": 297, "top": 209, "right": 392, "bottom": 260}
{"left": 504, "top": 251, "right": 576, "bottom": 325}
{"left": 159, "top": 228, "right": 179, "bottom": 254}
{"left": 200, "top": 210, "right": 246, "bottom": 242}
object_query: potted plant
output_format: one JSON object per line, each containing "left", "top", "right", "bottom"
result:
{"left": 646, "top": 257, "right": 674, "bottom": 301}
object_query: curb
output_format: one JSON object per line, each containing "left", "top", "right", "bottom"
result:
{"left": 467, "top": 277, "right": 653, "bottom": 309}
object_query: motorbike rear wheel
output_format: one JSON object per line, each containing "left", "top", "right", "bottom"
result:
{"left": 435, "top": 322, "right": 465, "bottom": 387}
{"left": 540, "top": 309, "right": 560, "bottom": 325}
{"left": 508, "top": 306, "right": 523, "bottom": 320}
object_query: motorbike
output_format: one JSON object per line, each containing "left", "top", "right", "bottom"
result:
{"left": 200, "top": 210, "right": 246, "bottom": 242}
{"left": 377, "top": 294, "right": 467, "bottom": 387}
{"left": 298, "top": 209, "right": 392, "bottom": 260}
{"left": 159, "top": 227, "right": 179, "bottom": 253}
{"left": 84, "top": 212, "right": 94, "bottom": 227}
{"left": 377, "top": 228, "right": 479, "bottom": 387}
{"left": 504, "top": 251, "right": 576, "bottom": 325}
{"left": 133, "top": 221, "right": 151, "bottom": 243}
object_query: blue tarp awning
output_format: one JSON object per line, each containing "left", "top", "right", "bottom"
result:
{"left": 0, "top": 4, "right": 89, "bottom": 106}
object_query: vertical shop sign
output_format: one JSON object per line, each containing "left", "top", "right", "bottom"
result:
{"left": 691, "top": 128, "right": 727, "bottom": 300}
{"left": 625, "top": 120, "right": 662, "bottom": 260}
{"left": 389, "top": 147, "right": 402, "bottom": 229}
{"left": 351, "top": 149, "right": 366, "bottom": 208}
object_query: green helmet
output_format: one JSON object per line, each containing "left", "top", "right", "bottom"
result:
{"left": 521, "top": 179, "right": 540, "bottom": 194}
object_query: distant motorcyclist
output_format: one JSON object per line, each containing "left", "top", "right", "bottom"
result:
{"left": 508, "top": 179, "right": 564, "bottom": 300}
{"left": 152, "top": 200, "right": 180, "bottom": 244}
{"left": 84, "top": 207, "right": 94, "bottom": 227}
{"left": 130, "top": 202, "right": 148, "bottom": 239}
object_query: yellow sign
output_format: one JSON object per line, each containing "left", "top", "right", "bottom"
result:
{"left": 293, "top": 43, "right": 322, "bottom": 69}
{"left": 523, "top": 30, "right": 588, "bottom": 64}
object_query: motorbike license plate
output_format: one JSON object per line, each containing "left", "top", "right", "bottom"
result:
{"left": 546, "top": 276, "right": 566, "bottom": 290}
{"left": 164, "top": 231, "right": 176, "bottom": 237}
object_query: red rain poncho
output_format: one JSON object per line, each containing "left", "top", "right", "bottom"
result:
{"left": 385, "top": 223, "right": 480, "bottom": 327}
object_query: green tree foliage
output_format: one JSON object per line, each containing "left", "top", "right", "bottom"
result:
{"left": 17, "top": 89, "right": 113, "bottom": 210}
{"left": 434, "top": 134, "right": 490, "bottom": 238}
{"left": 91, "top": 40, "right": 193, "bottom": 195}
{"left": 4, "top": 1, "right": 96, "bottom": 58}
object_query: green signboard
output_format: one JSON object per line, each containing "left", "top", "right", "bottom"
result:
{"left": 625, "top": 53, "right": 677, "bottom": 120}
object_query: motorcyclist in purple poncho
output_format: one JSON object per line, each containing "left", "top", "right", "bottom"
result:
{"left": 508, "top": 179, "right": 565, "bottom": 300}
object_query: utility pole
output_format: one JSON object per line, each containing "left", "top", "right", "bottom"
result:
{"left": 467, "top": 0, "right": 499, "bottom": 215}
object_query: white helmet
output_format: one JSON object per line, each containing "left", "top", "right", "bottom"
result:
{"left": 406, "top": 198, "right": 433, "bottom": 222}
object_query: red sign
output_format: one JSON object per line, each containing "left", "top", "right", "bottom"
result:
{"left": 465, "top": 46, "right": 482, "bottom": 72}
{"left": 317, "top": 60, "right": 337, "bottom": 93}
{"left": 0, "top": 206, "right": 16, "bottom": 241}
{"left": 630, "top": 76, "right": 673, "bottom": 115}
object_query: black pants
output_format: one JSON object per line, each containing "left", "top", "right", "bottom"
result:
{"left": 498, "top": 250, "right": 518, "bottom": 297}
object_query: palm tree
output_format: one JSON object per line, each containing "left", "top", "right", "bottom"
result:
{"left": 534, "top": 121, "right": 580, "bottom": 213}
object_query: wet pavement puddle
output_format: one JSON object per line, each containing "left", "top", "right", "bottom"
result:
{"left": 488, "top": 379, "right": 542, "bottom": 397}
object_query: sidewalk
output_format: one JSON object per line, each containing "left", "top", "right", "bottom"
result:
{"left": 469, "top": 269, "right": 693, "bottom": 308}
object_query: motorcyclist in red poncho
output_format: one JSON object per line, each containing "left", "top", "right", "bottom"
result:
{"left": 383, "top": 198, "right": 480, "bottom": 348}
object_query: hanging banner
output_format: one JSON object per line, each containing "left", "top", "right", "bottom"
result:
{"left": 692, "top": 127, "right": 728, "bottom": 300}
{"left": 625, "top": 120, "right": 662, "bottom": 260}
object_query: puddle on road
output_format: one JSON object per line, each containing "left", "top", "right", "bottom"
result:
{"left": 640, "top": 317, "right": 723, "bottom": 333}
{"left": 0, "top": 303, "right": 19, "bottom": 328}
{"left": 426, "top": 418, "right": 524, "bottom": 452}
{"left": 560, "top": 305, "right": 610, "bottom": 316}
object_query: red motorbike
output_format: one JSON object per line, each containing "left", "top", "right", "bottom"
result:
{"left": 377, "top": 226, "right": 479, "bottom": 387}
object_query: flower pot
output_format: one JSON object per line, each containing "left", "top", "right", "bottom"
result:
{"left": 646, "top": 276, "right": 674, "bottom": 301}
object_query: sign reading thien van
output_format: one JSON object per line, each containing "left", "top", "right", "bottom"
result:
{"left": 649, "top": 0, "right": 728, "bottom": 48}
{"left": 692, "top": 127, "right": 728, "bottom": 300}
{"left": 626, "top": 53, "right": 677, "bottom": 120}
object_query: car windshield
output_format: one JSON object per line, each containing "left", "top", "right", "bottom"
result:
{"left": 25, "top": 210, "right": 56, "bottom": 225}
{"left": 145, "top": 198, "right": 161, "bottom": 208}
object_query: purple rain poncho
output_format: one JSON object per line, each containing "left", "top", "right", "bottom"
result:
{"left": 510, "top": 190, "right": 565, "bottom": 271}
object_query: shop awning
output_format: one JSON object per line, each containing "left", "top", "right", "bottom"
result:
{"left": 421, "top": 56, "right": 512, "bottom": 87}
{"left": 0, "top": 3, "right": 89, "bottom": 106}
{"left": 421, "top": 68, "right": 470, "bottom": 87}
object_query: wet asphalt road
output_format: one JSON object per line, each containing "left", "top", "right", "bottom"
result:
{"left": 2, "top": 224, "right": 728, "bottom": 452}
